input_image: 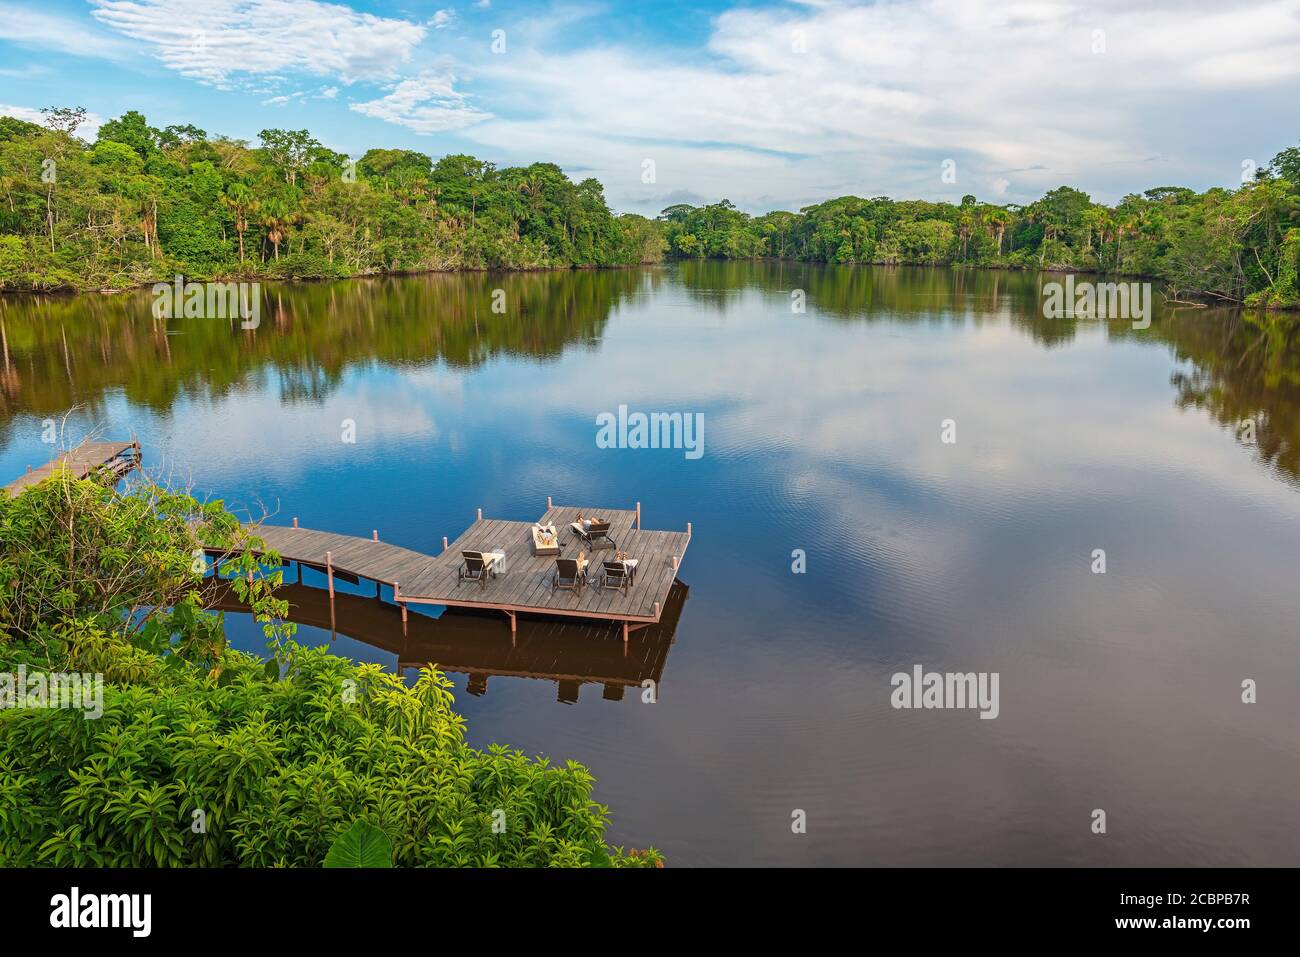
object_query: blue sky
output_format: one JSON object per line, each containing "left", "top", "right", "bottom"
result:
{"left": 2, "top": 0, "right": 1299, "bottom": 215}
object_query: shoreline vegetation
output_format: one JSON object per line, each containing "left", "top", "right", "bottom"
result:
{"left": 0, "top": 470, "right": 661, "bottom": 867}
{"left": 0, "top": 109, "right": 1297, "bottom": 311}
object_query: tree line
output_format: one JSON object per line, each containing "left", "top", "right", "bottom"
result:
{"left": 1, "top": 107, "right": 1297, "bottom": 309}
{"left": 658, "top": 146, "right": 1300, "bottom": 310}
{"left": 0, "top": 107, "right": 666, "bottom": 291}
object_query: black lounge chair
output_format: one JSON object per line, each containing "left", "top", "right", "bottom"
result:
{"left": 576, "top": 519, "right": 616, "bottom": 551}
{"left": 458, "top": 550, "right": 496, "bottom": 588}
{"left": 598, "top": 560, "right": 631, "bottom": 593}
{"left": 551, "top": 558, "right": 584, "bottom": 593}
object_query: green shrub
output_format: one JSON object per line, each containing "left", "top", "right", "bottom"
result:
{"left": 0, "top": 473, "right": 659, "bottom": 868}
{"left": 0, "top": 638, "right": 652, "bottom": 867}
{"left": 272, "top": 249, "right": 347, "bottom": 280}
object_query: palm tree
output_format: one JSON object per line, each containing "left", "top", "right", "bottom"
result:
{"left": 1115, "top": 209, "right": 1141, "bottom": 273}
{"left": 221, "top": 184, "right": 258, "bottom": 264}
{"left": 985, "top": 207, "right": 1013, "bottom": 256}
{"left": 0, "top": 172, "right": 16, "bottom": 213}
{"left": 1081, "top": 207, "right": 1111, "bottom": 268}
{"left": 259, "top": 199, "right": 299, "bottom": 261}
{"left": 123, "top": 177, "right": 161, "bottom": 257}
{"left": 956, "top": 208, "right": 975, "bottom": 260}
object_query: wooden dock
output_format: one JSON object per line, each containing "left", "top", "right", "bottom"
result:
{"left": 208, "top": 501, "right": 691, "bottom": 640}
{"left": 3, "top": 440, "right": 140, "bottom": 497}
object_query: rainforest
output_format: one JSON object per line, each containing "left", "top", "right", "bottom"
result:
{"left": 2, "top": 108, "right": 1297, "bottom": 311}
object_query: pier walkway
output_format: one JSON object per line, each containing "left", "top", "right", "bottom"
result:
{"left": 3, "top": 440, "right": 140, "bottom": 496}
{"left": 206, "top": 500, "right": 691, "bottom": 639}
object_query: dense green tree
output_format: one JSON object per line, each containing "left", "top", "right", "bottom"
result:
{"left": 0, "top": 111, "right": 664, "bottom": 289}
{"left": 650, "top": 148, "right": 1300, "bottom": 308}
{"left": 97, "top": 110, "right": 160, "bottom": 159}
{"left": 1267, "top": 143, "right": 1300, "bottom": 186}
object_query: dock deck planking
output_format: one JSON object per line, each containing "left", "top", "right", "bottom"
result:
{"left": 3, "top": 440, "right": 140, "bottom": 496}
{"left": 223, "top": 525, "right": 440, "bottom": 588}
{"left": 206, "top": 502, "right": 689, "bottom": 630}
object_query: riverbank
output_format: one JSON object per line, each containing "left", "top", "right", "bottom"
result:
{"left": 0, "top": 258, "right": 665, "bottom": 298}
{"left": 660, "top": 256, "right": 1300, "bottom": 311}
{"left": 4, "top": 257, "right": 1298, "bottom": 321}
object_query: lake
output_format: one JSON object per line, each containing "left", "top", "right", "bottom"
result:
{"left": 2, "top": 262, "right": 1298, "bottom": 866}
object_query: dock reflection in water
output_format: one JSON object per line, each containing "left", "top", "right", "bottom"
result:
{"left": 206, "top": 578, "right": 689, "bottom": 706}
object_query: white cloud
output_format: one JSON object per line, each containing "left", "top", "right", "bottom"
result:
{"left": 0, "top": 104, "right": 46, "bottom": 125}
{"left": 10, "top": 0, "right": 1297, "bottom": 214}
{"left": 0, "top": 104, "right": 104, "bottom": 140}
{"left": 88, "top": 0, "right": 427, "bottom": 87}
{"left": 0, "top": 64, "right": 51, "bottom": 78}
{"left": 459, "top": 0, "right": 1300, "bottom": 212}
{"left": 349, "top": 71, "right": 491, "bottom": 134}
{"left": 0, "top": 2, "right": 132, "bottom": 59}
{"left": 261, "top": 91, "right": 305, "bottom": 106}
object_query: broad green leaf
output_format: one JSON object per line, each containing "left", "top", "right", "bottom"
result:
{"left": 323, "top": 821, "right": 392, "bottom": 868}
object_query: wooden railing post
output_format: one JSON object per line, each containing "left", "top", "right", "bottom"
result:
{"left": 327, "top": 551, "right": 336, "bottom": 640}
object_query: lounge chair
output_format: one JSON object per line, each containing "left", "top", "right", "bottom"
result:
{"left": 574, "top": 519, "right": 616, "bottom": 551}
{"left": 551, "top": 557, "right": 584, "bottom": 593}
{"left": 598, "top": 560, "right": 631, "bottom": 593}
{"left": 458, "top": 550, "right": 498, "bottom": 588}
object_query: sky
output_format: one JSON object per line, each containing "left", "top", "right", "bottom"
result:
{"left": 1, "top": 0, "right": 1299, "bottom": 216}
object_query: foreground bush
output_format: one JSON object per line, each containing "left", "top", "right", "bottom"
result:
{"left": 0, "top": 473, "right": 657, "bottom": 867}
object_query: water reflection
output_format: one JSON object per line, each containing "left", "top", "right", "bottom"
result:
{"left": 205, "top": 578, "right": 688, "bottom": 706}
{"left": 2, "top": 264, "right": 1294, "bottom": 483}
{"left": 0, "top": 268, "right": 654, "bottom": 439}
{"left": 4, "top": 263, "right": 1300, "bottom": 866}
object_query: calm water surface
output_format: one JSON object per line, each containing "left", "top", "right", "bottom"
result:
{"left": 3, "top": 263, "right": 1298, "bottom": 866}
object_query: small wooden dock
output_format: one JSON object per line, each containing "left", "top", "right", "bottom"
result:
{"left": 208, "top": 500, "right": 691, "bottom": 640}
{"left": 3, "top": 440, "right": 141, "bottom": 497}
